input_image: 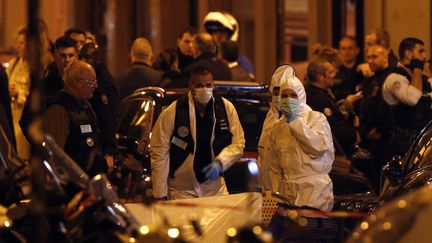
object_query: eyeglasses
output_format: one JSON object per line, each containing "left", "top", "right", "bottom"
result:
{"left": 80, "top": 78, "right": 98, "bottom": 86}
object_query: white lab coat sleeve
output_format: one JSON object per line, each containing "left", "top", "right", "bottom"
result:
{"left": 215, "top": 98, "right": 245, "bottom": 172}
{"left": 384, "top": 73, "right": 422, "bottom": 106}
{"left": 288, "top": 111, "right": 333, "bottom": 158}
{"left": 150, "top": 102, "right": 176, "bottom": 198}
{"left": 257, "top": 109, "right": 276, "bottom": 190}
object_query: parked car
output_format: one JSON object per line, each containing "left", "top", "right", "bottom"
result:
{"left": 336, "top": 121, "right": 432, "bottom": 213}
{"left": 115, "top": 82, "right": 374, "bottom": 197}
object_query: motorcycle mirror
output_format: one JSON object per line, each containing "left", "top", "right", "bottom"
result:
{"left": 382, "top": 155, "right": 404, "bottom": 186}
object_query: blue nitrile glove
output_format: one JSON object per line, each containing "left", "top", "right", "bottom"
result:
{"left": 202, "top": 160, "right": 223, "bottom": 180}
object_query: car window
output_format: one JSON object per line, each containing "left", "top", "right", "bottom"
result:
{"left": 117, "top": 98, "right": 155, "bottom": 153}
{"left": 405, "top": 123, "right": 432, "bottom": 173}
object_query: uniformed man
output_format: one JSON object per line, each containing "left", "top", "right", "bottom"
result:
{"left": 42, "top": 61, "right": 109, "bottom": 176}
{"left": 305, "top": 59, "right": 360, "bottom": 155}
{"left": 380, "top": 37, "right": 432, "bottom": 154}
{"left": 150, "top": 66, "right": 245, "bottom": 200}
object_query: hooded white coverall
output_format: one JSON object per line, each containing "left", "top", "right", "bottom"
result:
{"left": 266, "top": 73, "right": 334, "bottom": 211}
{"left": 150, "top": 92, "right": 245, "bottom": 200}
{"left": 258, "top": 65, "right": 298, "bottom": 190}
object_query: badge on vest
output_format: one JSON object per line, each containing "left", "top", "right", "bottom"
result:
{"left": 86, "top": 137, "right": 94, "bottom": 147}
{"left": 80, "top": 124, "right": 93, "bottom": 133}
{"left": 171, "top": 136, "right": 188, "bottom": 150}
{"left": 220, "top": 118, "right": 229, "bottom": 130}
{"left": 177, "top": 126, "right": 189, "bottom": 137}
{"left": 101, "top": 94, "right": 109, "bottom": 105}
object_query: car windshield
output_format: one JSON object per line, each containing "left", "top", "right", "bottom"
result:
{"left": 117, "top": 97, "right": 155, "bottom": 153}
{"left": 404, "top": 122, "right": 432, "bottom": 174}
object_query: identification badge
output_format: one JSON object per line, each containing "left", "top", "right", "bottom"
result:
{"left": 80, "top": 124, "right": 93, "bottom": 133}
{"left": 86, "top": 137, "right": 94, "bottom": 147}
{"left": 171, "top": 136, "right": 188, "bottom": 150}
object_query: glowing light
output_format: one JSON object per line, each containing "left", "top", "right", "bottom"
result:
{"left": 288, "top": 210, "right": 298, "bottom": 219}
{"left": 167, "top": 228, "right": 179, "bottom": 238}
{"left": 144, "top": 176, "right": 151, "bottom": 182}
{"left": 398, "top": 200, "right": 407, "bottom": 208}
{"left": 129, "top": 237, "right": 135, "bottom": 243}
{"left": 226, "top": 227, "right": 237, "bottom": 237}
{"left": 252, "top": 226, "right": 262, "bottom": 235}
{"left": 360, "top": 222, "right": 369, "bottom": 230}
{"left": 94, "top": 174, "right": 102, "bottom": 180}
{"left": 382, "top": 222, "right": 392, "bottom": 230}
{"left": 4, "top": 220, "right": 11, "bottom": 228}
{"left": 139, "top": 225, "right": 150, "bottom": 235}
{"left": 42, "top": 141, "right": 46, "bottom": 147}
{"left": 298, "top": 217, "right": 308, "bottom": 227}
{"left": 247, "top": 160, "right": 259, "bottom": 176}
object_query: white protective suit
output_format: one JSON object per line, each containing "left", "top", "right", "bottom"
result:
{"left": 266, "top": 75, "right": 335, "bottom": 211}
{"left": 258, "top": 65, "right": 297, "bottom": 190}
{"left": 150, "top": 92, "right": 245, "bottom": 200}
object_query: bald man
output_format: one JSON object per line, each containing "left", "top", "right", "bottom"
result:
{"left": 183, "top": 33, "right": 232, "bottom": 80}
{"left": 43, "top": 61, "right": 109, "bottom": 176}
{"left": 118, "top": 37, "right": 162, "bottom": 99}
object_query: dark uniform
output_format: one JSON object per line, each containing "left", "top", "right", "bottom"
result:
{"left": 333, "top": 61, "right": 364, "bottom": 101}
{"left": 183, "top": 52, "right": 232, "bottom": 81}
{"left": 43, "top": 91, "right": 107, "bottom": 176}
{"left": 0, "top": 67, "right": 15, "bottom": 147}
{"left": 305, "top": 83, "right": 357, "bottom": 155}
{"left": 89, "top": 63, "right": 120, "bottom": 156}
{"left": 177, "top": 48, "right": 194, "bottom": 73}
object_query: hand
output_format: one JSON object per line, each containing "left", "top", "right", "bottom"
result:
{"left": 286, "top": 113, "right": 297, "bottom": 123}
{"left": 104, "top": 154, "right": 114, "bottom": 173}
{"left": 202, "top": 160, "right": 222, "bottom": 181}
{"left": 357, "top": 63, "right": 373, "bottom": 78}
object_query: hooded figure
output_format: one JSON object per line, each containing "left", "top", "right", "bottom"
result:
{"left": 265, "top": 66, "right": 335, "bottom": 211}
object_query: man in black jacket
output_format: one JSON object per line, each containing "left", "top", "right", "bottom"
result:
{"left": 118, "top": 37, "right": 162, "bottom": 100}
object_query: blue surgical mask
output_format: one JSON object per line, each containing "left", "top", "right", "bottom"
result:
{"left": 280, "top": 97, "right": 299, "bottom": 117}
{"left": 271, "top": 95, "right": 281, "bottom": 110}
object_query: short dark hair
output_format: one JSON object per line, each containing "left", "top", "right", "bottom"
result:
{"left": 178, "top": 27, "right": 197, "bottom": 39}
{"left": 190, "top": 66, "right": 213, "bottom": 78}
{"left": 398, "top": 37, "right": 424, "bottom": 61}
{"left": 194, "top": 33, "right": 216, "bottom": 54}
{"left": 219, "top": 40, "right": 239, "bottom": 62}
{"left": 54, "top": 36, "right": 76, "bottom": 51}
{"left": 153, "top": 48, "right": 178, "bottom": 71}
{"left": 64, "top": 28, "right": 86, "bottom": 37}
{"left": 306, "top": 60, "right": 328, "bottom": 83}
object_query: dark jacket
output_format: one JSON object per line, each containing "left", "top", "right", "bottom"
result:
{"left": 118, "top": 62, "right": 163, "bottom": 99}
{"left": 305, "top": 83, "right": 357, "bottom": 154}
{"left": 0, "top": 67, "right": 15, "bottom": 147}
{"left": 177, "top": 48, "right": 194, "bottom": 72}
{"left": 184, "top": 52, "right": 232, "bottom": 81}
{"left": 89, "top": 63, "right": 120, "bottom": 155}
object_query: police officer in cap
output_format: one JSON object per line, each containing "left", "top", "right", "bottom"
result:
{"left": 42, "top": 60, "right": 109, "bottom": 176}
{"left": 150, "top": 66, "right": 245, "bottom": 200}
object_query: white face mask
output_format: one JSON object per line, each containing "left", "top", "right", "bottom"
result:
{"left": 193, "top": 87, "right": 213, "bottom": 104}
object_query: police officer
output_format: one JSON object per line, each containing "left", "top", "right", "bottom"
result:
{"left": 305, "top": 59, "right": 360, "bottom": 155}
{"left": 79, "top": 43, "right": 119, "bottom": 171}
{"left": 42, "top": 61, "right": 109, "bottom": 176}
{"left": 380, "top": 38, "right": 432, "bottom": 154}
{"left": 150, "top": 66, "right": 245, "bottom": 200}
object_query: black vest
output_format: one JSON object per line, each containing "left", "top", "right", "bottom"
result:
{"left": 50, "top": 92, "right": 106, "bottom": 176}
{"left": 169, "top": 95, "right": 232, "bottom": 182}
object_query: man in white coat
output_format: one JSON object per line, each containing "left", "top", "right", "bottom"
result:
{"left": 266, "top": 67, "right": 334, "bottom": 211}
{"left": 150, "top": 66, "right": 245, "bottom": 200}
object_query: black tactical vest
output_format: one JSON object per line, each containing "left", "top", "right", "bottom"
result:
{"left": 168, "top": 95, "right": 232, "bottom": 181}
{"left": 50, "top": 92, "right": 105, "bottom": 175}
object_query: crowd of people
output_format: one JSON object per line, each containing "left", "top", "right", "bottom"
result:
{"left": 1, "top": 11, "right": 431, "bottom": 212}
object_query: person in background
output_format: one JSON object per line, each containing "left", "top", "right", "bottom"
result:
{"left": 7, "top": 27, "right": 31, "bottom": 160}
{"left": 218, "top": 40, "right": 254, "bottom": 81}
{"left": 267, "top": 68, "right": 334, "bottom": 211}
{"left": 334, "top": 36, "right": 363, "bottom": 101}
{"left": 153, "top": 48, "right": 188, "bottom": 88}
{"left": 203, "top": 11, "right": 255, "bottom": 75}
{"left": 118, "top": 37, "right": 162, "bottom": 99}
{"left": 150, "top": 66, "right": 245, "bottom": 200}
{"left": 183, "top": 33, "right": 232, "bottom": 81}
{"left": 176, "top": 27, "right": 197, "bottom": 72}
{"left": 64, "top": 28, "right": 87, "bottom": 50}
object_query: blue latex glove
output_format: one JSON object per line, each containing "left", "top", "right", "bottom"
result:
{"left": 202, "top": 161, "right": 222, "bottom": 180}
